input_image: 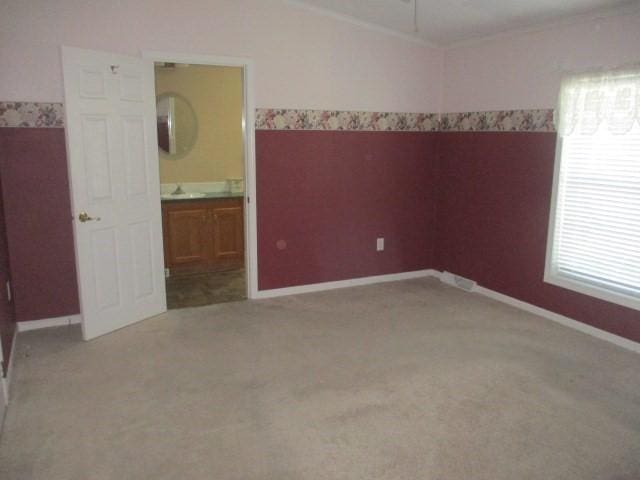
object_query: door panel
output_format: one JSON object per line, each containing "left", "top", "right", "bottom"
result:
{"left": 63, "top": 46, "right": 166, "bottom": 340}
{"left": 90, "top": 228, "right": 121, "bottom": 310}
{"left": 79, "top": 68, "right": 107, "bottom": 98}
{"left": 118, "top": 71, "right": 144, "bottom": 102}
{"left": 122, "top": 117, "right": 149, "bottom": 198}
{"left": 130, "top": 220, "right": 155, "bottom": 300}
{"left": 81, "top": 115, "right": 114, "bottom": 200}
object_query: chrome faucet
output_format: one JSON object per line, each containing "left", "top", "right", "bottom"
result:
{"left": 171, "top": 183, "right": 185, "bottom": 195}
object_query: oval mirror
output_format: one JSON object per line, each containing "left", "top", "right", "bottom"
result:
{"left": 156, "top": 92, "right": 198, "bottom": 159}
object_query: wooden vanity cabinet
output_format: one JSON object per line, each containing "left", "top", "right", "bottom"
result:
{"left": 164, "top": 206, "right": 210, "bottom": 268}
{"left": 211, "top": 203, "right": 244, "bottom": 263}
{"left": 162, "top": 198, "right": 244, "bottom": 275}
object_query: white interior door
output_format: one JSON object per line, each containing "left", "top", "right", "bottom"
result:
{"left": 62, "top": 46, "right": 166, "bottom": 340}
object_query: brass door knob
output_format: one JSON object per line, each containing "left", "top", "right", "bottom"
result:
{"left": 78, "top": 212, "right": 101, "bottom": 223}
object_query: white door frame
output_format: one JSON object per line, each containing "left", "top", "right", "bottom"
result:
{"left": 142, "top": 51, "right": 259, "bottom": 299}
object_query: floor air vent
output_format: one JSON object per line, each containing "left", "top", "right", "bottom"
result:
{"left": 440, "top": 271, "right": 477, "bottom": 292}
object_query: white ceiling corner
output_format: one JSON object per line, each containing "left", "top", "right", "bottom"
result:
{"left": 287, "top": 0, "right": 640, "bottom": 46}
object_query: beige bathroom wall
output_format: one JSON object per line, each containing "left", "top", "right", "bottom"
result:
{"left": 156, "top": 64, "right": 244, "bottom": 184}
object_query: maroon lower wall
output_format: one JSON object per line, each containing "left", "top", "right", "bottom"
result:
{"left": 0, "top": 128, "right": 439, "bottom": 319}
{"left": 436, "top": 132, "right": 640, "bottom": 343}
{"left": 0, "top": 166, "right": 16, "bottom": 374}
{"left": 0, "top": 126, "right": 637, "bottom": 345}
{"left": 256, "top": 130, "right": 438, "bottom": 289}
{"left": 0, "top": 128, "right": 79, "bottom": 322}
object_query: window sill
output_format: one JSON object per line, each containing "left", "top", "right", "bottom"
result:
{"left": 544, "top": 270, "right": 640, "bottom": 313}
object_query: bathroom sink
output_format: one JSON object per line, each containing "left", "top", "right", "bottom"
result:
{"left": 161, "top": 192, "right": 206, "bottom": 200}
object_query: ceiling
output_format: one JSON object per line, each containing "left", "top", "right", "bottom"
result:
{"left": 290, "top": 0, "right": 639, "bottom": 46}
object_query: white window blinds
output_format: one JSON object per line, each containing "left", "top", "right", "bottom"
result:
{"left": 546, "top": 68, "right": 640, "bottom": 309}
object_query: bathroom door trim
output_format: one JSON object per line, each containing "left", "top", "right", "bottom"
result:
{"left": 143, "top": 51, "right": 259, "bottom": 299}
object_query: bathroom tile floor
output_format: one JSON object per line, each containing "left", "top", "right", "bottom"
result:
{"left": 166, "top": 268, "right": 246, "bottom": 309}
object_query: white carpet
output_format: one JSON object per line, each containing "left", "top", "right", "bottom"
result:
{"left": 1, "top": 278, "right": 639, "bottom": 479}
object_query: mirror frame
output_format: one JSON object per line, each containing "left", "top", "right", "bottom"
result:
{"left": 156, "top": 91, "right": 198, "bottom": 160}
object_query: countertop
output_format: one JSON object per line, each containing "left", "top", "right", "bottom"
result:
{"left": 161, "top": 191, "right": 244, "bottom": 202}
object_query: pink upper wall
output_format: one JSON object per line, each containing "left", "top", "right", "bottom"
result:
{"left": 443, "top": 9, "right": 640, "bottom": 112}
{"left": 4, "top": 1, "right": 640, "bottom": 115}
{"left": 0, "top": 0, "right": 443, "bottom": 113}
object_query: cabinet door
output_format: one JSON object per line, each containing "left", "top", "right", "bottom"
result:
{"left": 166, "top": 208, "right": 210, "bottom": 267}
{"left": 211, "top": 203, "right": 244, "bottom": 264}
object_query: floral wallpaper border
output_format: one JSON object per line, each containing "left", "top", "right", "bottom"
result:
{"left": 257, "top": 108, "right": 555, "bottom": 132}
{"left": 0, "top": 101, "right": 555, "bottom": 132}
{"left": 255, "top": 109, "right": 440, "bottom": 132}
{"left": 0, "top": 102, "right": 65, "bottom": 128}
{"left": 440, "top": 109, "right": 555, "bottom": 132}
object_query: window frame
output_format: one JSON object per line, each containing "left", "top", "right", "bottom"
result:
{"left": 544, "top": 131, "right": 640, "bottom": 312}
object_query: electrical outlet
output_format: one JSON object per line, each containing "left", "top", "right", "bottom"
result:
{"left": 376, "top": 237, "right": 384, "bottom": 251}
{"left": 164, "top": 268, "right": 170, "bottom": 278}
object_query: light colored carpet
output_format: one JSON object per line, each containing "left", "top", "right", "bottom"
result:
{"left": 1, "top": 278, "right": 639, "bottom": 480}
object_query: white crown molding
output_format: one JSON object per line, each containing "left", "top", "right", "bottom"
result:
{"left": 285, "top": 0, "right": 640, "bottom": 50}
{"left": 284, "top": 0, "right": 439, "bottom": 49}
{"left": 445, "top": 2, "right": 640, "bottom": 50}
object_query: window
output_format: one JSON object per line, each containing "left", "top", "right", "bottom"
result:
{"left": 545, "top": 68, "right": 640, "bottom": 311}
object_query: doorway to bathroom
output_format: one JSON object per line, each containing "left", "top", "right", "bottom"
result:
{"left": 148, "top": 53, "right": 257, "bottom": 309}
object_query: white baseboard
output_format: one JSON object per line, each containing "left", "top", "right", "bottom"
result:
{"left": 474, "top": 285, "right": 640, "bottom": 353}
{"left": 428, "top": 269, "right": 640, "bottom": 354}
{"left": 17, "top": 314, "right": 81, "bottom": 332}
{"left": 0, "top": 377, "right": 6, "bottom": 432}
{"left": 1, "top": 329, "right": 17, "bottom": 434}
{"left": 253, "top": 269, "right": 440, "bottom": 299}
{"left": 3, "top": 331, "right": 17, "bottom": 402}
